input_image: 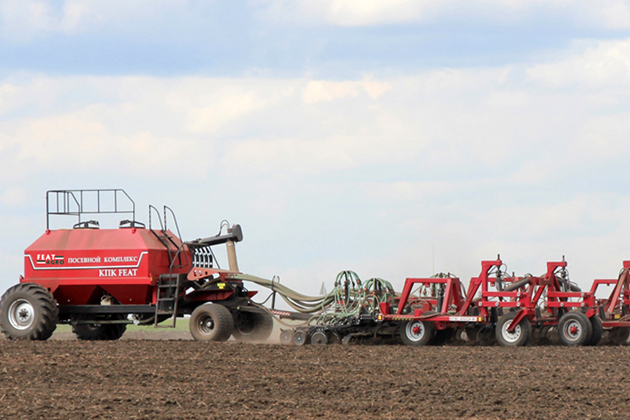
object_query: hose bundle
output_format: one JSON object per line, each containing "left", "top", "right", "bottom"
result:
{"left": 234, "top": 271, "right": 395, "bottom": 327}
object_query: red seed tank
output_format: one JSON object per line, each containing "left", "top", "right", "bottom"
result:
{"left": 23, "top": 226, "right": 189, "bottom": 306}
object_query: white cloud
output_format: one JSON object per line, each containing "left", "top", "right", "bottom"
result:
{"left": 0, "top": 107, "right": 204, "bottom": 179}
{"left": 0, "top": 0, "right": 186, "bottom": 42}
{"left": 3, "top": 0, "right": 629, "bottom": 45}
{"left": 570, "top": 111, "right": 630, "bottom": 160}
{"left": 302, "top": 78, "right": 390, "bottom": 103}
{"left": 0, "top": 188, "right": 27, "bottom": 206}
{"left": 527, "top": 38, "right": 630, "bottom": 88}
{"left": 299, "top": 0, "right": 436, "bottom": 27}
{"left": 258, "top": 0, "right": 630, "bottom": 29}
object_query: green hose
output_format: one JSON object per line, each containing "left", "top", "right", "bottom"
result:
{"left": 234, "top": 271, "right": 396, "bottom": 327}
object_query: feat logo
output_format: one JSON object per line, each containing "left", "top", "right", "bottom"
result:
{"left": 36, "top": 254, "right": 65, "bottom": 265}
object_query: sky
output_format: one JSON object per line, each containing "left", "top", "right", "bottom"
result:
{"left": 1, "top": 0, "right": 630, "bottom": 299}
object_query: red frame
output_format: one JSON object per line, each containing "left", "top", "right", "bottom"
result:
{"left": 382, "top": 258, "right": 630, "bottom": 332}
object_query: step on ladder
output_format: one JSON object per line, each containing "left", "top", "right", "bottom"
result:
{"left": 154, "top": 273, "right": 182, "bottom": 328}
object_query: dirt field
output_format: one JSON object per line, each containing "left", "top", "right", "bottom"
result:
{"left": 1, "top": 338, "right": 629, "bottom": 420}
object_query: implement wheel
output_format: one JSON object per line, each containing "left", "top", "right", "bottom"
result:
{"left": 496, "top": 312, "right": 531, "bottom": 347}
{"left": 610, "top": 326, "right": 630, "bottom": 345}
{"left": 329, "top": 332, "right": 342, "bottom": 345}
{"left": 400, "top": 320, "right": 435, "bottom": 346}
{"left": 558, "top": 311, "right": 592, "bottom": 346}
{"left": 293, "top": 330, "right": 307, "bottom": 346}
{"left": 280, "top": 329, "right": 294, "bottom": 345}
{"left": 587, "top": 315, "right": 603, "bottom": 346}
{"left": 310, "top": 330, "right": 328, "bottom": 346}
{"left": 190, "top": 304, "right": 234, "bottom": 342}
{"left": 0, "top": 283, "right": 58, "bottom": 340}
{"left": 232, "top": 309, "right": 274, "bottom": 342}
{"left": 73, "top": 323, "right": 126, "bottom": 340}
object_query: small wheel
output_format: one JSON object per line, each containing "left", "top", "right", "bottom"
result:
{"left": 73, "top": 322, "right": 127, "bottom": 340}
{"left": 279, "top": 329, "right": 294, "bottom": 345}
{"left": 496, "top": 311, "right": 531, "bottom": 347}
{"left": 558, "top": 311, "right": 592, "bottom": 346}
{"left": 0, "top": 283, "right": 58, "bottom": 340}
{"left": 293, "top": 330, "right": 307, "bottom": 346}
{"left": 328, "top": 332, "right": 342, "bottom": 345}
{"left": 399, "top": 320, "right": 435, "bottom": 346}
{"left": 587, "top": 315, "right": 603, "bottom": 346}
{"left": 189, "top": 304, "right": 234, "bottom": 342}
{"left": 232, "top": 309, "right": 274, "bottom": 342}
{"left": 310, "top": 330, "right": 328, "bottom": 345}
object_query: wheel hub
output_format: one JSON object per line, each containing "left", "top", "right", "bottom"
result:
{"left": 198, "top": 315, "right": 215, "bottom": 335}
{"left": 565, "top": 321, "right": 581, "bottom": 340}
{"left": 501, "top": 322, "right": 522, "bottom": 343}
{"left": 8, "top": 299, "right": 35, "bottom": 330}
{"left": 406, "top": 321, "right": 425, "bottom": 342}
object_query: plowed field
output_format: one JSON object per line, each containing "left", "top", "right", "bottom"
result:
{"left": 1, "top": 337, "right": 629, "bottom": 420}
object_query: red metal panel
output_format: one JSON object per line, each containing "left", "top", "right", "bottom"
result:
{"left": 23, "top": 228, "right": 189, "bottom": 306}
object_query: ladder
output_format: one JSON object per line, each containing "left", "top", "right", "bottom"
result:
{"left": 154, "top": 273, "right": 182, "bottom": 328}
{"left": 149, "top": 205, "right": 190, "bottom": 328}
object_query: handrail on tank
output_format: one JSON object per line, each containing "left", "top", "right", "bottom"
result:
{"left": 148, "top": 204, "right": 164, "bottom": 231}
{"left": 164, "top": 206, "right": 183, "bottom": 240}
{"left": 46, "top": 189, "right": 135, "bottom": 230}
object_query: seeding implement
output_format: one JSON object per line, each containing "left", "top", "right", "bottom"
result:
{"left": 2, "top": 188, "right": 629, "bottom": 346}
{"left": 0, "top": 189, "right": 274, "bottom": 342}
{"left": 282, "top": 258, "right": 630, "bottom": 347}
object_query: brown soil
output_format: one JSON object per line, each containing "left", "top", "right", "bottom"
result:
{"left": 0, "top": 340, "right": 628, "bottom": 420}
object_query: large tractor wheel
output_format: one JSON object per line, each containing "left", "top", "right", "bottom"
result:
{"left": 399, "top": 320, "right": 435, "bottom": 346}
{"left": 189, "top": 304, "right": 234, "bottom": 342}
{"left": 558, "top": 311, "right": 592, "bottom": 346}
{"left": 496, "top": 311, "right": 531, "bottom": 347}
{"left": 232, "top": 309, "right": 274, "bottom": 342}
{"left": 73, "top": 323, "right": 127, "bottom": 340}
{"left": 0, "top": 283, "right": 58, "bottom": 340}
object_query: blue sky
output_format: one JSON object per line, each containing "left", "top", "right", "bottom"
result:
{"left": 1, "top": 1, "right": 630, "bottom": 298}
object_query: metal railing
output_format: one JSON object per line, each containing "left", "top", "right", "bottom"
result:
{"left": 46, "top": 189, "right": 135, "bottom": 229}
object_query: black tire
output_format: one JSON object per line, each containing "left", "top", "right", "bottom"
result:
{"left": 232, "top": 309, "right": 274, "bottom": 342}
{"left": 558, "top": 311, "right": 592, "bottom": 346}
{"left": 610, "top": 326, "right": 630, "bottom": 345}
{"left": 399, "top": 320, "right": 435, "bottom": 346}
{"left": 73, "top": 323, "right": 127, "bottom": 341}
{"left": 0, "top": 283, "right": 58, "bottom": 340}
{"left": 587, "top": 315, "right": 603, "bottom": 346}
{"left": 189, "top": 304, "right": 234, "bottom": 342}
{"left": 310, "top": 330, "right": 328, "bottom": 345}
{"left": 496, "top": 311, "right": 531, "bottom": 347}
